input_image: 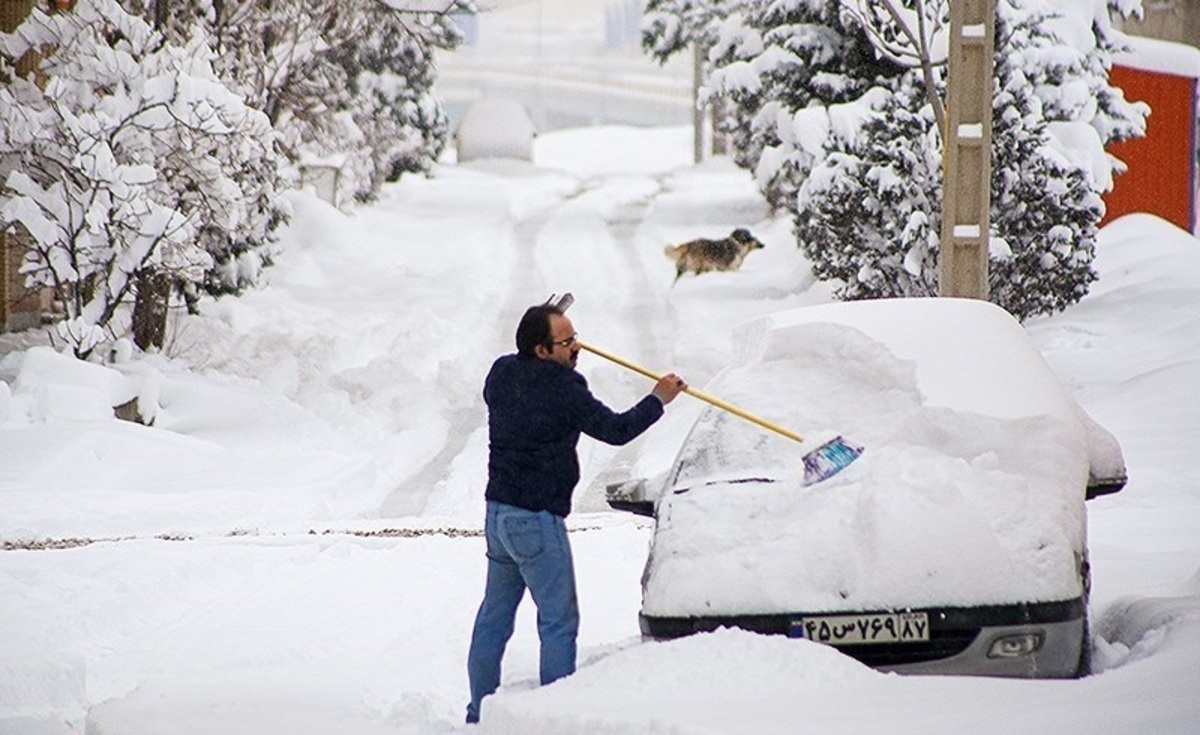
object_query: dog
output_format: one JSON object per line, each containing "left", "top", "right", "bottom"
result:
{"left": 664, "top": 228, "right": 765, "bottom": 283}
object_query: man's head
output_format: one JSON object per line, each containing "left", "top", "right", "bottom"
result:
{"left": 516, "top": 304, "right": 579, "bottom": 369}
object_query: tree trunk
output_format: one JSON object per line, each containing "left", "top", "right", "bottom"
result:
{"left": 132, "top": 269, "right": 171, "bottom": 351}
{"left": 710, "top": 96, "right": 729, "bottom": 156}
{"left": 153, "top": 0, "right": 168, "bottom": 29}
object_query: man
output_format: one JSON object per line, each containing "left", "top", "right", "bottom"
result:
{"left": 465, "top": 302, "right": 686, "bottom": 724}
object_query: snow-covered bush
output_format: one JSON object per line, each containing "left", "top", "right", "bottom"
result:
{"left": 0, "top": 0, "right": 283, "bottom": 357}
{"left": 706, "top": 0, "right": 1147, "bottom": 320}
{"left": 145, "top": 0, "right": 469, "bottom": 205}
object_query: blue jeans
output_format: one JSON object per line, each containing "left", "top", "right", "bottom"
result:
{"left": 465, "top": 501, "right": 579, "bottom": 724}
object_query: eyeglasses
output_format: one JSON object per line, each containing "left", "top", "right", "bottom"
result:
{"left": 550, "top": 334, "right": 579, "bottom": 348}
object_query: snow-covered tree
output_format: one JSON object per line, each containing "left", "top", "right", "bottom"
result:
{"left": 794, "top": 79, "right": 942, "bottom": 300}
{"left": 0, "top": 0, "right": 282, "bottom": 357}
{"left": 708, "top": 0, "right": 903, "bottom": 208}
{"left": 642, "top": 0, "right": 748, "bottom": 62}
{"left": 140, "top": 0, "right": 470, "bottom": 204}
{"left": 985, "top": 2, "right": 1115, "bottom": 317}
{"left": 710, "top": 0, "right": 1147, "bottom": 320}
{"left": 836, "top": 0, "right": 948, "bottom": 136}
{"left": 642, "top": 0, "right": 753, "bottom": 158}
{"left": 325, "top": 0, "right": 459, "bottom": 200}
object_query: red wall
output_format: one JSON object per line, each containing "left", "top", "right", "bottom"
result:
{"left": 1103, "top": 65, "right": 1197, "bottom": 233}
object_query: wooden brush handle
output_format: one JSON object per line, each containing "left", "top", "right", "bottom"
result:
{"left": 578, "top": 341, "right": 805, "bottom": 444}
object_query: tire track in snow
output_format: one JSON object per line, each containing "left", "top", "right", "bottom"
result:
{"left": 378, "top": 174, "right": 675, "bottom": 518}
{"left": 377, "top": 190, "right": 581, "bottom": 518}
{"left": 602, "top": 177, "right": 676, "bottom": 365}
{"left": 582, "top": 177, "right": 681, "bottom": 498}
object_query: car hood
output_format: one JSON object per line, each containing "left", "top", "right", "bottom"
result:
{"left": 642, "top": 299, "right": 1110, "bottom": 617}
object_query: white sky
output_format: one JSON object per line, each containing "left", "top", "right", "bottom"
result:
{"left": 1, "top": 125, "right": 1198, "bottom": 734}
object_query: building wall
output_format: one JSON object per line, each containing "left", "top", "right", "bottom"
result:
{"left": 1119, "top": 0, "right": 1200, "bottom": 48}
{"left": 2, "top": 0, "right": 53, "bottom": 332}
{"left": 1104, "top": 65, "right": 1198, "bottom": 233}
{"left": 1, "top": 230, "right": 44, "bottom": 331}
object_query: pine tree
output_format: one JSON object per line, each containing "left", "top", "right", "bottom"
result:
{"left": 986, "top": 2, "right": 1108, "bottom": 318}
{"left": 707, "top": 0, "right": 903, "bottom": 209}
{"left": 642, "top": 0, "right": 745, "bottom": 62}
{"left": 794, "top": 77, "right": 941, "bottom": 300}
{"left": 325, "top": 0, "right": 458, "bottom": 202}
{"left": 710, "top": 0, "right": 1146, "bottom": 320}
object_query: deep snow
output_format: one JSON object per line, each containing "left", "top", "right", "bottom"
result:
{"left": 1, "top": 126, "right": 1198, "bottom": 734}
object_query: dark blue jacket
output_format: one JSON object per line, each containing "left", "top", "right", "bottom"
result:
{"left": 484, "top": 353, "right": 664, "bottom": 517}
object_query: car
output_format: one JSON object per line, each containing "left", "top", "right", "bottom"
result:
{"left": 607, "top": 297, "right": 1126, "bottom": 678}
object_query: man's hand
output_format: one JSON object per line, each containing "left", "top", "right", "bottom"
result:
{"left": 652, "top": 373, "right": 687, "bottom": 404}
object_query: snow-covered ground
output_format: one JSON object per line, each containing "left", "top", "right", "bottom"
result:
{"left": 1, "top": 126, "right": 1198, "bottom": 734}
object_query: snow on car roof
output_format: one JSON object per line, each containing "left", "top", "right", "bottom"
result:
{"left": 731, "top": 297, "right": 1078, "bottom": 422}
{"left": 643, "top": 298, "right": 1093, "bottom": 617}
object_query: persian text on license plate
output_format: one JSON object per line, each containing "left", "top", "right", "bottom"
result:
{"left": 791, "top": 612, "right": 930, "bottom": 645}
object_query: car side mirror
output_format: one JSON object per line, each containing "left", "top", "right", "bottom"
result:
{"left": 1086, "top": 473, "right": 1127, "bottom": 501}
{"left": 605, "top": 478, "right": 656, "bottom": 517}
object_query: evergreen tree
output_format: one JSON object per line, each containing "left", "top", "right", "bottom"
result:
{"left": 707, "top": 0, "right": 902, "bottom": 208}
{"left": 326, "top": 1, "right": 456, "bottom": 201}
{"left": 711, "top": 0, "right": 1146, "bottom": 320}
{"left": 795, "top": 77, "right": 941, "bottom": 300}
{"left": 987, "top": 2, "right": 1108, "bottom": 318}
{"left": 642, "top": 0, "right": 746, "bottom": 62}
{"left": 141, "top": 0, "right": 469, "bottom": 205}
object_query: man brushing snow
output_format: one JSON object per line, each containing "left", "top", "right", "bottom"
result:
{"left": 466, "top": 302, "right": 685, "bottom": 724}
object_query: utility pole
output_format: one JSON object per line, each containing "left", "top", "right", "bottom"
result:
{"left": 939, "top": 0, "right": 995, "bottom": 300}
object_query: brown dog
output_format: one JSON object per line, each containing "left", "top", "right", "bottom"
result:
{"left": 664, "top": 228, "right": 765, "bottom": 283}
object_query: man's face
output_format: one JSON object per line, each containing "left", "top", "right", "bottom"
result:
{"left": 542, "top": 313, "right": 580, "bottom": 369}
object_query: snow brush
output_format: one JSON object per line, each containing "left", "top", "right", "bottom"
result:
{"left": 545, "top": 291, "right": 863, "bottom": 486}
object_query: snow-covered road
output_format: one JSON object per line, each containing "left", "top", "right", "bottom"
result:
{"left": 2, "top": 127, "right": 1198, "bottom": 734}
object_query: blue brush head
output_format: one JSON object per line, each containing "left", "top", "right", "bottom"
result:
{"left": 803, "top": 435, "right": 865, "bottom": 485}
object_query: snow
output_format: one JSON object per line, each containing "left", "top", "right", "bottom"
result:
{"left": 1, "top": 127, "right": 1199, "bottom": 734}
{"left": 1113, "top": 32, "right": 1200, "bottom": 79}
{"left": 454, "top": 98, "right": 536, "bottom": 162}
{"left": 1044, "top": 120, "right": 1113, "bottom": 192}
{"left": 644, "top": 299, "right": 1094, "bottom": 614}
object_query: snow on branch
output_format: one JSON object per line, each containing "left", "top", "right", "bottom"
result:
{"left": 0, "top": 0, "right": 280, "bottom": 359}
{"left": 839, "top": 0, "right": 949, "bottom": 68}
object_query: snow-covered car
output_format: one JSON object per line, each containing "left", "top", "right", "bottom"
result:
{"left": 608, "top": 298, "right": 1126, "bottom": 678}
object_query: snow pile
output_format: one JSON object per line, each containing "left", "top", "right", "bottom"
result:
{"left": 643, "top": 299, "right": 1093, "bottom": 615}
{"left": 0, "top": 127, "right": 1197, "bottom": 734}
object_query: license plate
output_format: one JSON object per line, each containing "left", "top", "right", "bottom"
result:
{"left": 791, "top": 612, "right": 930, "bottom": 645}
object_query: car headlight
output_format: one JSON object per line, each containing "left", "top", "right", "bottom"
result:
{"left": 987, "top": 633, "right": 1044, "bottom": 658}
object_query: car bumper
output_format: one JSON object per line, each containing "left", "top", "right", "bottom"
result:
{"left": 640, "top": 598, "right": 1086, "bottom": 679}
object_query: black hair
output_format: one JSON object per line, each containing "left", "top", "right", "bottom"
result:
{"left": 515, "top": 304, "right": 563, "bottom": 356}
